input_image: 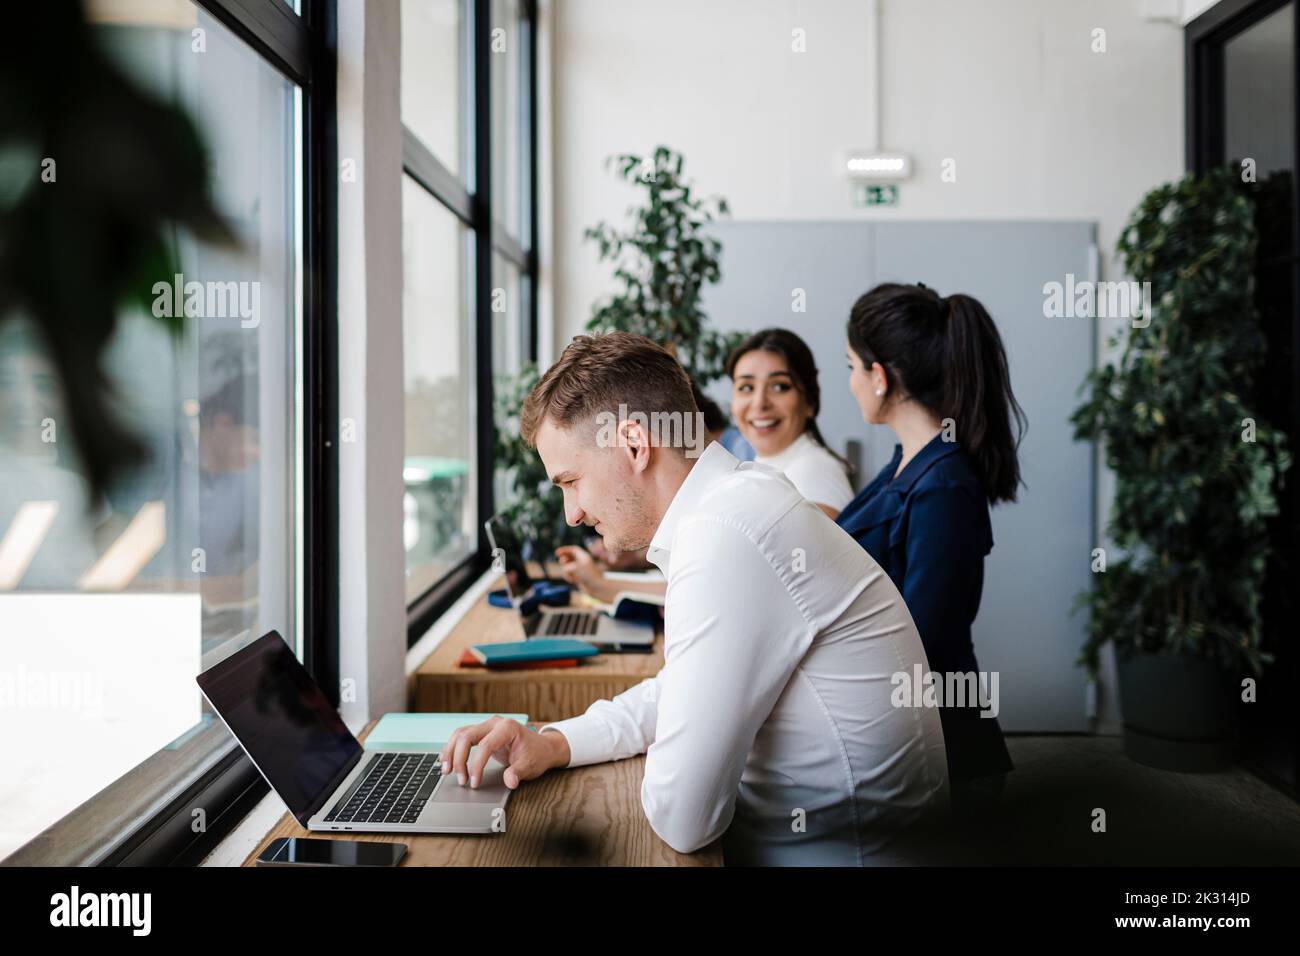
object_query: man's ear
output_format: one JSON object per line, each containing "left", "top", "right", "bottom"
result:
{"left": 616, "top": 417, "right": 652, "bottom": 473}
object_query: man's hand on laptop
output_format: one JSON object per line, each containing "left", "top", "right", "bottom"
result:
{"left": 440, "top": 717, "right": 571, "bottom": 789}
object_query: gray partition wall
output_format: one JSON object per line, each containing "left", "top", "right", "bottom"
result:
{"left": 701, "top": 220, "right": 1097, "bottom": 732}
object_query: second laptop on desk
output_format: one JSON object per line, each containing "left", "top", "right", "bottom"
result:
{"left": 485, "top": 514, "right": 657, "bottom": 651}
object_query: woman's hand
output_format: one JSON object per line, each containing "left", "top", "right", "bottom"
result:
{"left": 554, "top": 545, "right": 614, "bottom": 602}
{"left": 586, "top": 536, "right": 652, "bottom": 571}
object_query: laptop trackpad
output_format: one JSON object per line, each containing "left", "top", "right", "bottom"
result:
{"left": 435, "top": 757, "right": 508, "bottom": 804}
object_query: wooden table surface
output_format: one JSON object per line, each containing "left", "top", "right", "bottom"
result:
{"left": 243, "top": 722, "right": 722, "bottom": 866}
{"left": 410, "top": 572, "right": 665, "bottom": 724}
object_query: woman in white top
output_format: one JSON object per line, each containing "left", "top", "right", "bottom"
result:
{"left": 727, "top": 328, "right": 854, "bottom": 519}
{"left": 556, "top": 330, "right": 853, "bottom": 600}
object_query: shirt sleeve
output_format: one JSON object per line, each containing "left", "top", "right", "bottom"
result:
{"left": 536, "top": 675, "right": 661, "bottom": 768}
{"left": 638, "top": 517, "right": 815, "bottom": 854}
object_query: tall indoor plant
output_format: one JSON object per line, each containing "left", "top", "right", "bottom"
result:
{"left": 1071, "top": 165, "right": 1291, "bottom": 770}
{"left": 582, "top": 145, "right": 745, "bottom": 386}
{"left": 495, "top": 146, "right": 742, "bottom": 560}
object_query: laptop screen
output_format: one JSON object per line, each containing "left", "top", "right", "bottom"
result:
{"left": 484, "top": 514, "right": 535, "bottom": 605}
{"left": 196, "top": 631, "right": 361, "bottom": 826}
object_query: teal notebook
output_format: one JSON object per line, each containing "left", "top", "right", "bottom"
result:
{"left": 363, "top": 712, "right": 529, "bottom": 751}
{"left": 470, "top": 638, "right": 599, "bottom": 666}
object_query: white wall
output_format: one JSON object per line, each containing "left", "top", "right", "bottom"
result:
{"left": 549, "top": 0, "right": 1196, "bottom": 732}
{"left": 551, "top": 0, "right": 1186, "bottom": 345}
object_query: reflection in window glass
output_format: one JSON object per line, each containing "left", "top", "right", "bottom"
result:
{"left": 403, "top": 177, "right": 476, "bottom": 602}
{"left": 491, "top": 254, "right": 524, "bottom": 382}
{"left": 0, "top": 3, "right": 299, "bottom": 860}
{"left": 491, "top": 254, "right": 524, "bottom": 506}
{"left": 491, "top": 0, "right": 523, "bottom": 235}
{"left": 1224, "top": 2, "right": 1295, "bottom": 184}
{"left": 402, "top": 0, "right": 467, "bottom": 180}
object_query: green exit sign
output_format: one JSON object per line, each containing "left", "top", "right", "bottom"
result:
{"left": 853, "top": 183, "right": 899, "bottom": 207}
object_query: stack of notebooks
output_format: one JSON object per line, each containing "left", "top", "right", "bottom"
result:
{"left": 458, "top": 638, "right": 600, "bottom": 670}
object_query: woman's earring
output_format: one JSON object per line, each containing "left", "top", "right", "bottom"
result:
{"left": 874, "top": 388, "right": 884, "bottom": 397}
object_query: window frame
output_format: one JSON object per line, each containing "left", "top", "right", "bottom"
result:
{"left": 4, "top": 0, "right": 337, "bottom": 867}
{"left": 12, "top": 0, "right": 539, "bottom": 864}
{"left": 403, "top": 0, "right": 540, "bottom": 644}
{"left": 1186, "top": 0, "right": 1300, "bottom": 799}
{"left": 118, "top": 0, "right": 339, "bottom": 866}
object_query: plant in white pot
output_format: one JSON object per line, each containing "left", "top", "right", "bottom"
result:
{"left": 1071, "top": 165, "right": 1291, "bottom": 771}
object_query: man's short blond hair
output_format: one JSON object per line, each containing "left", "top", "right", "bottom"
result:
{"left": 520, "top": 331, "right": 698, "bottom": 450}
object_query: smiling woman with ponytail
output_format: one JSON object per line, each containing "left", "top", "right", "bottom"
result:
{"left": 836, "top": 282, "right": 1026, "bottom": 812}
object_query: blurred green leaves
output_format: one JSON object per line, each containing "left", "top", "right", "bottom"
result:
{"left": 583, "top": 145, "right": 745, "bottom": 387}
{"left": 493, "top": 365, "right": 587, "bottom": 561}
{"left": 0, "top": 0, "right": 236, "bottom": 498}
{"left": 493, "top": 147, "right": 744, "bottom": 560}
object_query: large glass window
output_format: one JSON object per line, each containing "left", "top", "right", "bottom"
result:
{"left": 491, "top": 252, "right": 525, "bottom": 508}
{"left": 401, "top": 0, "right": 537, "bottom": 633}
{"left": 492, "top": 252, "right": 525, "bottom": 381}
{"left": 1189, "top": 0, "right": 1300, "bottom": 791}
{"left": 402, "top": 177, "right": 476, "bottom": 601}
{"left": 401, "top": 0, "right": 468, "bottom": 180}
{"left": 1, "top": 0, "right": 302, "bottom": 862}
{"left": 1222, "top": 0, "right": 1298, "bottom": 791}
{"left": 491, "top": 0, "right": 524, "bottom": 237}
{"left": 1223, "top": 2, "right": 1295, "bottom": 182}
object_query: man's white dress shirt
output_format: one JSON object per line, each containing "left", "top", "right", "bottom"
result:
{"left": 538, "top": 441, "right": 948, "bottom": 865}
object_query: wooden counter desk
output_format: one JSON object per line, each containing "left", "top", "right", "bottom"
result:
{"left": 243, "top": 721, "right": 722, "bottom": 866}
{"left": 411, "top": 572, "right": 664, "bottom": 724}
{"left": 244, "top": 572, "right": 719, "bottom": 865}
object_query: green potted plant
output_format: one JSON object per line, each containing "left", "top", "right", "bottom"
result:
{"left": 582, "top": 145, "right": 746, "bottom": 386}
{"left": 493, "top": 365, "right": 587, "bottom": 564}
{"left": 494, "top": 146, "right": 743, "bottom": 560}
{"left": 1071, "top": 165, "right": 1291, "bottom": 771}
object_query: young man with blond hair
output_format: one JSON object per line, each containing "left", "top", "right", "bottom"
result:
{"left": 442, "top": 331, "right": 947, "bottom": 865}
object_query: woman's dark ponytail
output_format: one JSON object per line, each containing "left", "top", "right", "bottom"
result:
{"left": 941, "top": 293, "right": 1026, "bottom": 503}
{"left": 848, "top": 283, "right": 1026, "bottom": 503}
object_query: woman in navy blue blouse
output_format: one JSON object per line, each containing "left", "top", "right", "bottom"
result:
{"left": 836, "top": 283, "right": 1026, "bottom": 807}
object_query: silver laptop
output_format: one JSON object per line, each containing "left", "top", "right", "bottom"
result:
{"left": 485, "top": 514, "right": 656, "bottom": 649}
{"left": 197, "top": 631, "right": 510, "bottom": 834}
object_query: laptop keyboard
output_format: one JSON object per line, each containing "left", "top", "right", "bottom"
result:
{"left": 543, "top": 612, "right": 598, "bottom": 636}
{"left": 325, "top": 752, "right": 442, "bottom": 825}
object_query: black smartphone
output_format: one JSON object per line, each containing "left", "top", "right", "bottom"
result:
{"left": 602, "top": 642, "right": 655, "bottom": 654}
{"left": 256, "top": 837, "right": 407, "bottom": 867}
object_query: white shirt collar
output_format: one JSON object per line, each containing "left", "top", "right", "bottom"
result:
{"left": 645, "top": 440, "right": 741, "bottom": 576}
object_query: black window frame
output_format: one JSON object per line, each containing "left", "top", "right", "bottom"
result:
{"left": 1188, "top": 0, "right": 1300, "bottom": 435}
{"left": 403, "top": 0, "right": 541, "bottom": 644}
{"left": 1186, "top": 0, "right": 1300, "bottom": 797}
{"left": 13, "top": 0, "right": 538, "bottom": 866}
